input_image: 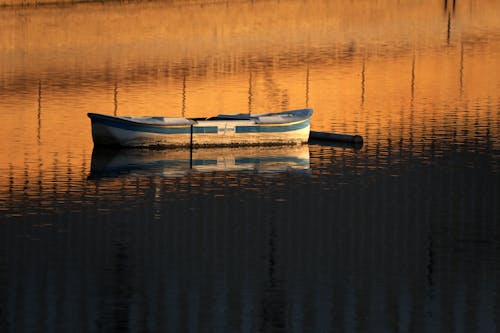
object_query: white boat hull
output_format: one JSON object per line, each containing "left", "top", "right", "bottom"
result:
{"left": 88, "top": 109, "right": 312, "bottom": 147}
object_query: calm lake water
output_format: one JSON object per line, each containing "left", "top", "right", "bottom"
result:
{"left": 1, "top": 0, "right": 499, "bottom": 331}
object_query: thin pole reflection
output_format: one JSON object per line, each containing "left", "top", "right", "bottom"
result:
{"left": 182, "top": 74, "right": 186, "bottom": 118}
{"left": 114, "top": 82, "right": 118, "bottom": 116}
{"left": 305, "top": 63, "right": 310, "bottom": 108}
{"left": 444, "top": 0, "right": 457, "bottom": 16}
{"left": 8, "top": 163, "right": 14, "bottom": 211}
{"left": 361, "top": 56, "right": 366, "bottom": 107}
{"left": 37, "top": 80, "right": 42, "bottom": 145}
{"left": 459, "top": 42, "right": 464, "bottom": 96}
{"left": 447, "top": 12, "right": 451, "bottom": 45}
{"left": 411, "top": 51, "right": 416, "bottom": 102}
{"left": 248, "top": 71, "right": 253, "bottom": 115}
{"left": 409, "top": 50, "right": 416, "bottom": 154}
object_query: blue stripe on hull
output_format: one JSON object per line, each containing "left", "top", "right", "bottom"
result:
{"left": 92, "top": 118, "right": 219, "bottom": 134}
{"left": 193, "top": 127, "right": 218, "bottom": 134}
{"left": 90, "top": 113, "right": 309, "bottom": 136}
{"left": 235, "top": 119, "right": 310, "bottom": 133}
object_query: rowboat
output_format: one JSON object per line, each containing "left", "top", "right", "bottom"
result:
{"left": 88, "top": 109, "right": 313, "bottom": 147}
{"left": 89, "top": 145, "right": 310, "bottom": 178}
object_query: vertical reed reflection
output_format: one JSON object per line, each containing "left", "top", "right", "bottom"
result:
{"left": 459, "top": 42, "right": 464, "bottom": 96}
{"left": 410, "top": 51, "right": 415, "bottom": 102}
{"left": 305, "top": 64, "right": 310, "bottom": 108}
{"left": 0, "top": 0, "right": 499, "bottom": 331}
{"left": 248, "top": 71, "right": 253, "bottom": 115}
{"left": 182, "top": 73, "right": 187, "bottom": 118}
{"left": 113, "top": 81, "right": 118, "bottom": 116}
{"left": 37, "top": 80, "right": 42, "bottom": 145}
{"left": 360, "top": 57, "right": 366, "bottom": 107}
{"left": 447, "top": 12, "right": 452, "bottom": 45}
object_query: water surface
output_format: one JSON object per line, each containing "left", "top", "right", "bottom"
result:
{"left": 0, "top": 0, "right": 499, "bottom": 331}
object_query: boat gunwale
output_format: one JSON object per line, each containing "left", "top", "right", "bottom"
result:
{"left": 88, "top": 112, "right": 195, "bottom": 128}
{"left": 88, "top": 108, "right": 313, "bottom": 128}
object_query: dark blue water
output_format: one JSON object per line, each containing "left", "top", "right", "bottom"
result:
{"left": 1, "top": 140, "right": 499, "bottom": 332}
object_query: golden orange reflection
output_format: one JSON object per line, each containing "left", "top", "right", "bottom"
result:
{"left": 0, "top": 0, "right": 499, "bottom": 198}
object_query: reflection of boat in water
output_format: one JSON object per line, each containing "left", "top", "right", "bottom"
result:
{"left": 88, "top": 109, "right": 312, "bottom": 147}
{"left": 89, "top": 145, "right": 310, "bottom": 178}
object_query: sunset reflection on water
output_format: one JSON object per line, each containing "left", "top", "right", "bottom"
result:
{"left": 0, "top": 0, "right": 499, "bottom": 331}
